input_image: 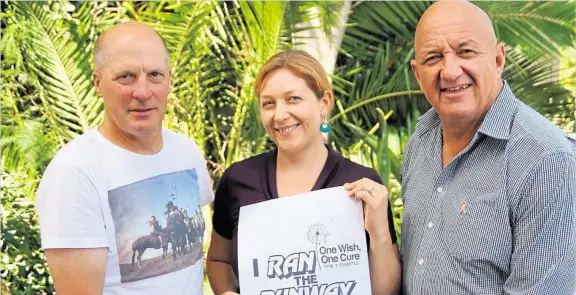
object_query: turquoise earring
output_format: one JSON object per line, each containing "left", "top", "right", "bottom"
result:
{"left": 319, "top": 117, "right": 331, "bottom": 133}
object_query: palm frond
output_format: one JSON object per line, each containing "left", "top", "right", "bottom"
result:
{"left": 8, "top": 1, "right": 104, "bottom": 142}
{"left": 478, "top": 1, "right": 575, "bottom": 58}
{"left": 504, "top": 46, "right": 574, "bottom": 125}
{"left": 217, "top": 1, "right": 286, "bottom": 166}
{"left": 342, "top": 1, "right": 429, "bottom": 60}
{"left": 331, "top": 46, "right": 428, "bottom": 149}
{"left": 1, "top": 121, "right": 58, "bottom": 180}
{"left": 285, "top": 1, "right": 345, "bottom": 44}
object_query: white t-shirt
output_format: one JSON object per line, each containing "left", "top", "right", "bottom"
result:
{"left": 36, "top": 128, "right": 214, "bottom": 294}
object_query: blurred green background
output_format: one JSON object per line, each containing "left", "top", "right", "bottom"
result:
{"left": 1, "top": 1, "right": 574, "bottom": 294}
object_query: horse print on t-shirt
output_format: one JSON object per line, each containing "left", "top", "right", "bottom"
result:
{"left": 108, "top": 169, "right": 205, "bottom": 283}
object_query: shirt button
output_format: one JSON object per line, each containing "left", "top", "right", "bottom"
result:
{"left": 437, "top": 187, "right": 443, "bottom": 193}
{"left": 427, "top": 222, "right": 434, "bottom": 228}
{"left": 418, "top": 259, "right": 424, "bottom": 265}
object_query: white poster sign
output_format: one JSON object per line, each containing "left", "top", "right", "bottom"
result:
{"left": 238, "top": 186, "right": 371, "bottom": 295}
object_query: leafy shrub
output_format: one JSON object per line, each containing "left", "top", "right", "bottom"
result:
{"left": 1, "top": 172, "right": 54, "bottom": 294}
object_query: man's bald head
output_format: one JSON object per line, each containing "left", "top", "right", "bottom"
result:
{"left": 91, "top": 21, "right": 172, "bottom": 146}
{"left": 93, "top": 21, "right": 170, "bottom": 71}
{"left": 415, "top": 1, "right": 497, "bottom": 51}
{"left": 410, "top": 0, "right": 506, "bottom": 127}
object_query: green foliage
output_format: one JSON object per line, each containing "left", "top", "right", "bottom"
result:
{"left": 479, "top": 1, "right": 575, "bottom": 58}
{"left": 4, "top": 2, "right": 104, "bottom": 142}
{"left": 1, "top": 172, "right": 54, "bottom": 295}
{"left": 337, "top": 107, "right": 419, "bottom": 245}
{"left": 0, "top": 121, "right": 57, "bottom": 195}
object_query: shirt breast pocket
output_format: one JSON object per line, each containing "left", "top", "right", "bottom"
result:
{"left": 441, "top": 193, "right": 511, "bottom": 263}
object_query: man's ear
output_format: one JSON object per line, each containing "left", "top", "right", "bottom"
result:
{"left": 167, "top": 68, "right": 172, "bottom": 91}
{"left": 93, "top": 71, "right": 103, "bottom": 97}
{"left": 495, "top": 42, "right": 506, "bottom": 75}
{"left": 410, "top": 59, "right": 420, "bottom": 82}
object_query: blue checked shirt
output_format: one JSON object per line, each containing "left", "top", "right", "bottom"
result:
{"left": 400, "top": 82, "right": 576, "bottom": 295}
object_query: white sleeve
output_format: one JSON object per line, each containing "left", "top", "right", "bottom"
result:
{"left": 36, "top": 158, "right": 108, "bottom": 249}
{"left": 190, "top": 142, "right": 215, "bottom": 207}
{"left": 198, "top": 162, "right": 214, "bottom": 207}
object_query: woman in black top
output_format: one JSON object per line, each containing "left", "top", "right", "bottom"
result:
{"left": 207, "top": 50, "right": 401, "bottom": 295}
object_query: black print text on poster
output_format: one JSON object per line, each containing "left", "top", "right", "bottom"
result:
{"left": 253, "top": 243, "right": 363, "bottom": 295}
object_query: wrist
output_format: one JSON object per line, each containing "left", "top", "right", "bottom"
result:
{"left": 368, "top": 228, "right": 393, "bottom": 245}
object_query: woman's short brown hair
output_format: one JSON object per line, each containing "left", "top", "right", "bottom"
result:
{"left": 254, "top": 50, "right": 332, "bottom": 99}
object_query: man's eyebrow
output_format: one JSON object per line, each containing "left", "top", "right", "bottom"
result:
{"left": 423, "top": 48, "right": 440, "bottom": 56}
{"left": 418, "top": 40, "right": 441, "bottom": 56}
{"left": 145, "top": 68, "right": 166, "bottom": 73}
{"left": 457, "top": 39, "right": 480, "bottom": 47}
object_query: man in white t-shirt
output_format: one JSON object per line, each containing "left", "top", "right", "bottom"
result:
{"left": 35, "top": 21, "right": 214, "bottom": 295}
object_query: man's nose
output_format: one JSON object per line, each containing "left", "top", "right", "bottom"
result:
{"left": 133, "top": 76, "right": 152, "bottom": 100}
{"left": 440, "top": 55, "right": 463, "bottom": 81}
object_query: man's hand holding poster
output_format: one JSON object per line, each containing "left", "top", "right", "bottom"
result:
{"left": 238, "top": 186, "right": 371, "bottom": 295}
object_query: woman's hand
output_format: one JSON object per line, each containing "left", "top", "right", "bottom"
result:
{"left": 343, "top": 178, "right": 391, "bottom": 241}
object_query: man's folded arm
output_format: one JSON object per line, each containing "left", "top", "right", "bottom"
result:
{"left": 36, "top": 159, "right": 109, "bottom": 294}
{"left": 505, "top": 152, "right": 576, "bottom": 294}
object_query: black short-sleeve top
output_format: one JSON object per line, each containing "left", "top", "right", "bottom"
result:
{"left": 212, "top": 146, "right": 397, "bottom": 280}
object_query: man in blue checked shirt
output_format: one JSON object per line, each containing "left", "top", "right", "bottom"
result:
{"left": 401, "top": 1, "right": 576, "bottom": 294}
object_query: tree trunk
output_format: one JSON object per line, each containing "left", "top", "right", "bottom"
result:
{"left": 292, "top": 0, "right": 351, "bottom": 75}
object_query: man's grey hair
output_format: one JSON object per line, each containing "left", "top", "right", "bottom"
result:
{"left": 93, "top": 26, "right": 170, "bottom": 71}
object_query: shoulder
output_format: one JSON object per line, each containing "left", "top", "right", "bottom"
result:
{"left": 402, "top": 134, "right": 420, "bottom": 162}
{"left": 402, "top": 109, "right": 439, "bottom": 162}
{"left": 163, "top": 128, "right": 202, "bottom": 152}
{"left": 331, "top": 151, "right": 382, "bottom": 183}
{"left": 37, "top": 131, "right": 103, "bottom": 203}
{"left": 508, "top": 103, "right": 574, "bottom": 161}
{"left": 214, "top": 151, "right": 270, "bottom": 204}
{"left": 45, "top": 130, "right": 101, "bottom": 173}
{"left": 499, "top": 102, "right": 575, "bottom": 195}
{"left": 162, "top": 128, "right": 209, "bottom": 170}
{"left": 412, "top": 108, "right": 441, "bottom": 139}
{"left": 222, "top": 151, "right": 269, "bottom": 181}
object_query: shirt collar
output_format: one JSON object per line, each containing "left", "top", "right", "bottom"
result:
{"left": 476, "top": 81, "right": 518, "bottom": 140}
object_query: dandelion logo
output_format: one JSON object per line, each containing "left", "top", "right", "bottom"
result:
{"left": 307, "top": 223, "right": 329, "bottom": 270}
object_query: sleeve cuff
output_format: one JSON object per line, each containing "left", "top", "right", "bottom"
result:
{"left": 201, "top": 192, "right": 215, "bottom": 207}
{"left": 41, "top": 237, "right": 109, "bottom": 249}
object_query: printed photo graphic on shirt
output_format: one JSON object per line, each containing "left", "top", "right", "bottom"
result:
{"left": 108, "top": 169, "right": 206, "bottom": 283}
{"left": 238, "top": 187, "right": 371, "bottom": 294}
